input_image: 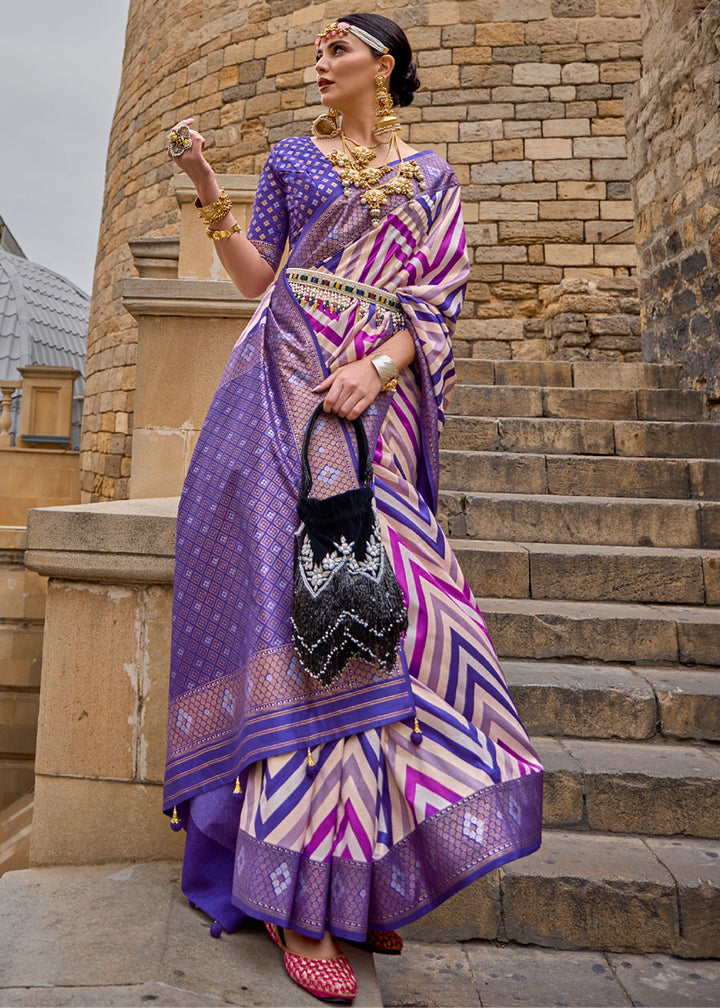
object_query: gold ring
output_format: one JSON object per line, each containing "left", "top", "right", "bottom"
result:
{"left": 168, "top": 124, "right": 192, "bottom": 157}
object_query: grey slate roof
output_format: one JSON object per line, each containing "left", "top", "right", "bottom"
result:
{"left": 0, "top": 248, "right": 89, "bottom": 383}
{"left": 0, "top": 248, "right": 90, "bottom": 449}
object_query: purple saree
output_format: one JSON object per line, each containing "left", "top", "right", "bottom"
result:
{"left": 164, "top": 136, "right": 542, "bottom": 940}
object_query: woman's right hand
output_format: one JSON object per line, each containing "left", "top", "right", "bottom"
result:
{"left": 164, "top": 116, "right": 275, "bottom": 300}
{"left": 167, "top": 118, "right": 213, "bottom": 184}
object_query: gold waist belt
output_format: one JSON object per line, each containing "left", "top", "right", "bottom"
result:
{"left": 285, "top": 268, "right": 405, "bottom": 331}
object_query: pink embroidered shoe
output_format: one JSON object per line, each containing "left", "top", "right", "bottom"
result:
{"left": 265, "top": 922, "right": 358, "bottom": 1004}
{"left": 356, "top": 928, "right": 403, "bottom": 955}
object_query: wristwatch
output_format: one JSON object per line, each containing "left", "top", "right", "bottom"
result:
{"left": 370, "top": 353, "right": 400, "bottom": 392}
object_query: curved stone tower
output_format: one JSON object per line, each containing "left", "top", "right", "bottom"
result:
{"left": 83, "top": 0, "right": 646, "bottom": 501}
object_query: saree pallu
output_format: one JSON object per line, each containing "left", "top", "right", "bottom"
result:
{"left": 164, "top": 137, "right": 543, "bottom": 939}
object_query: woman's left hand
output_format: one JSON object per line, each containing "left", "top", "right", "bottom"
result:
{"left": 313, "top": 358, "right": 383, "bottom": 420}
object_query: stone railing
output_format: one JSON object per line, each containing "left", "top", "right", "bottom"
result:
{"left": 0, "top": 381, "right": 20, "bottom": 448}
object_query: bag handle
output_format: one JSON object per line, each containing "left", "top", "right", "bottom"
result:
{"left": 300, "top": 402, "right": 373, "bottom": 498}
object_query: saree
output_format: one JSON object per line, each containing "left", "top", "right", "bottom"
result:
{"left": 164, "top": 136, "right": 543, "bottom": 940}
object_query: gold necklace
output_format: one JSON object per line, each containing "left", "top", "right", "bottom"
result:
{"left": 327, "top": 131, "right": 426, "bottom": 222}
{"left": 342, "top": 134, "right": 380, "bottom": 152}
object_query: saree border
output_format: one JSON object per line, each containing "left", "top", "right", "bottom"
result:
{"left": 229, "top": 770, "right": 543, "bottom": 941}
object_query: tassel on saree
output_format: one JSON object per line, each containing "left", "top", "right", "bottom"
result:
{"left": 306, "top": 747, "right": 319, "bottom": 778}
{"left": 411, "top": 716, "right": 423, "bottom": 745}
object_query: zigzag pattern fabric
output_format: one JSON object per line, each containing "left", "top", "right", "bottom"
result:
{"left": 230, "top": 678, "right": 541, "bottom": 938}
{"left": 169, "top": 137, "right": 542, "bottom": 939}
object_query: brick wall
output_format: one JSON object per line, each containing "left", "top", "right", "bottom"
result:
{"left": 83, "top": 0, "right": 642, "bottom": 501}
{"left": 625, "top": 0, "right": 720, "bottom": 402}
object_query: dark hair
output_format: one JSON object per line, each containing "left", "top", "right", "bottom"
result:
{"left": 338, "top": 13, "right": 420, "bottom": 107}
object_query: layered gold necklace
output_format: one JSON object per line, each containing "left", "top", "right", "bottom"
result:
{"left": 327, "top": 132, "right": 426, "bottom": 222}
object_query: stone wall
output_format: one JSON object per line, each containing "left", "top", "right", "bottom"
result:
{"left": 0, "top": 450, "right": 81, "bottom": 810}
{"left": 83, "top": 0, "right": 641, "bottom": 501}
{"left": 0, "top": 443, "right": 81, "bottom": 811}
{"left": 0, "top": 529, "right": 45, "bottom": 811}
{"left": 625, "top": 0, "right": 720, "bottom": 400}
{"left": 0, "top": 449, "right": 80, "bottom": 528}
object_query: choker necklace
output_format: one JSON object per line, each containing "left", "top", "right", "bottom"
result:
{"left": 327, "top": 131, "right": 426, "bottom": 222}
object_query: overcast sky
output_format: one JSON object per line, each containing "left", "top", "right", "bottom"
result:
{"left": 0, "top": 1, "right": 131, "bottom": 295}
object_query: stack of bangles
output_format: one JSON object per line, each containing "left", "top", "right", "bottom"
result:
{"left": 195, "top": 188, "right": 242, "bottom": 241}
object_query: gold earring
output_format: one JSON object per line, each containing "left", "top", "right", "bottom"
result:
{"left": 374, "top": 74, "right": 400, "bottom": 140}
{"left": 311, "top": 107, "right": 340, "bottom": 138}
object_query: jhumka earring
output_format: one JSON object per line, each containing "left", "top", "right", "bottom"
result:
{"left": 311, "top": 107, "right": 341, "bottom": 139}
{"left": 374, "top": 75, "right": 400, "bottom": 140}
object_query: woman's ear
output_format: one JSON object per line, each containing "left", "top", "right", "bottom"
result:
{"left": 378, "top": 54, "right": 395, "bottom": 78}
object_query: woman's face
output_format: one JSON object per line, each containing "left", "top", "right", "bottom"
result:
{"left": 315, "top": 32, "right": 387, "bottom": 113}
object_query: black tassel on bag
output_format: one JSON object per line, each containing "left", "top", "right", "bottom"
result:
{"left": 292, "top": 403, "right": 408, "bottom": 685}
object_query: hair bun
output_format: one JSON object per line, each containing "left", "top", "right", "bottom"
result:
{"left": 393, "top": 59, "right": 420, "bottom": 107}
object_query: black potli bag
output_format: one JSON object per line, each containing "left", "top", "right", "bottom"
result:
{"left": 291, "top": 403, "right": 408, "bottom": 686}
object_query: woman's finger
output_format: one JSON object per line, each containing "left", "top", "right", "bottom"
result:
{"left": 346, "top": 399, "right": 370, "bottom": 421}
{"left": 322, "top": 379, "right": 351, "bottom": 413}
{"left": 334, "top": 387, "right": 366, "bottom": 418}
{"left": 312, "top": 374, "right": 335, "bottom": 393}
{"left": 322, "top": 386, "right": 345, "bottom": 412}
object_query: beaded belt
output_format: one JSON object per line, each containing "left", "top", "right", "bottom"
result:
{"left": 285, "top": 268, "right": 405, "bottom": 331}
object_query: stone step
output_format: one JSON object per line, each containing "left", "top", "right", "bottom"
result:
{"left": 0, "top": 757, "right": 35, "bottom": 815}
{"left": 449, "top": 384, "right": 708, "bottom": 422}
{"left": 403, "top": 829, "right": 720, "bottom": 958}
{"left": 0, "top": 689, "right": 40, "bottom": 757}
{"left": 439, "top": 449, "right": 720, "bottom": 499}
{"left": 375, "top": 939, "right": 720, "bottom": 1008}
{"left": 476, "top": 596, "right": 720, "bottom": 666}
{"left": 439, "top": 490, "right": 720, "bottom": 549}
{"left": 535, "top": 735, "right": 720, "bottom": 837}
{"left": 453, "top": 358, "right": 684, "bottom": 390}
{"left": 504, "top": 659, "right": 720, "bottom": 743}
{"left": 452, "top": 539, "right": 720, "bottom": 605}
{"left": 442, "top": 415, "right": 720, "bottom": 459}
{"left": 0, "top": 861, "right": 383, "bottom": 1006}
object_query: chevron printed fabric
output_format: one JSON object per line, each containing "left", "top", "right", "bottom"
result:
{"left": 167, "top": 136, "right": 543, "bottom": 939}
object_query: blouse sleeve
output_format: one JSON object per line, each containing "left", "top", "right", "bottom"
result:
{"left": 246, "top": 152, "right": 289, "bottom": 273}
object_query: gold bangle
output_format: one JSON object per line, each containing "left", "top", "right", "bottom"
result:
{"left": 207, "top": 223, "right": 242, "bottom": 240}
{"left": 196, "top": 189, "right": 233, "bottom": 226}
{"left": 370, "top": 353, "right": 399, "bottom": 392}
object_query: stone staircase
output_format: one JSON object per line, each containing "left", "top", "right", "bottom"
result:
{"left": 422, "top": 357, "right": 720, "bottom": 959}
{"left": 0, "top": 791, "right": 32, "bottom": 877}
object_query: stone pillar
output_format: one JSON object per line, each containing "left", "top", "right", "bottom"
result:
{"left": 124, "top": 175, "right": 257, "bottom": 499}
{"left": 624, "top": 0, "right": 720, "bottom": 404}
{"left": 24, "top": 498, "right": 184, "bottom": 865}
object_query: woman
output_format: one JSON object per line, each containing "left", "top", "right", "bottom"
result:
{"left": 164, "top": 14, "right": 542, "bottom": 1004}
